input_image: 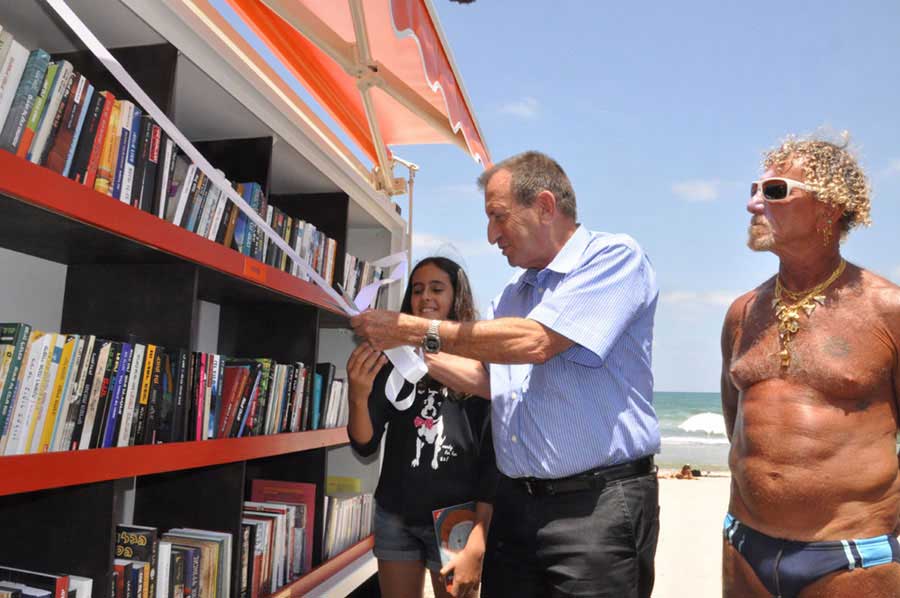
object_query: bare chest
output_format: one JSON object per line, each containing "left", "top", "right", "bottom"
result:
{"left": 729, "top": 301, "right": 894, "bottom": 400}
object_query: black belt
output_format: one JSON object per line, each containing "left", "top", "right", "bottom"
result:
{"left": 516, "top": 457, "right": 655, "bottom": 497}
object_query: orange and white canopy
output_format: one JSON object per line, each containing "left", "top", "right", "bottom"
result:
{"left": 225, "top": 0, "right": 491, "bottom": 192}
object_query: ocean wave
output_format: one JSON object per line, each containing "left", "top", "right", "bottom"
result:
{"left": 661, "top": 436, "right": 730, "bottom": 446}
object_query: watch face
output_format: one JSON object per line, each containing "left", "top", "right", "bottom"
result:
{"left": 424, "top": 336, "right": 441, "bottom": 353}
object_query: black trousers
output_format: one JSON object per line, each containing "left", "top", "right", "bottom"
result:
{"left": 482, "top": 470, "right": 659, "bottom": 598}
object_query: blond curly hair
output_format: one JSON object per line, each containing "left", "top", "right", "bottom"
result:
{"left": 763, "top": 133, "right": 871, "bottom": 234}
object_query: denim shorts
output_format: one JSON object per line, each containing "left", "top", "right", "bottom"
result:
{"left": 373, "top": 502, "right": 443, "bottom": 572}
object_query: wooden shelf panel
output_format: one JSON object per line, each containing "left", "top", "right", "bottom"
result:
{"left": 267, "top": 536, "right": 375, "bottom": 598}
{"left": 0, "top": 427, "right": 349, "bottom": 497}
{"left": 0, "top": 151, "right": 344, "bottom": 314}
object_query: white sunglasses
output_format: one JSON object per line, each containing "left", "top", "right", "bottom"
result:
{"left": 750, "top": 177, "right": 812, "bottom": 202}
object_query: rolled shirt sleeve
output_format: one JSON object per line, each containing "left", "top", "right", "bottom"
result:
{"left": 527, "top": 237, "right": 652, "bottom": 367}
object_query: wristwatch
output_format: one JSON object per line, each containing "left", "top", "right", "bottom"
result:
{"left": 423, "top": 319, "right": 442, "bottom": 353}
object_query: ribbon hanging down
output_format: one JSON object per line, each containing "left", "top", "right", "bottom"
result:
{"left": 44, "top": 0, "right": 427, "bottom": 383}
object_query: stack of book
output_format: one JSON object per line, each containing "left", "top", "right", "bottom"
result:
{"left": 341, "top": 254, "right": 388, "bottom": 308}
{"left": 0, "top": 566, "right": 91, "bottom": 598}
{"left": 116, "top": 525, "right": 234, "bottom": 598}
{"left": 245, "top": 479, "right": 318, "bottom": 597}
{"left": 0, "top": 322, "right": 348, "bottom": 455}
{"left": 321, "top": 477, "right": 373, "bottom": 561}
{"left": 0, "top": 24, "right": 339, "bottom": 285}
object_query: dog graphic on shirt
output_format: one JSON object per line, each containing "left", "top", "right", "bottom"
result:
{"left": 411, "top": 390, "right": 445, "bottom": 470}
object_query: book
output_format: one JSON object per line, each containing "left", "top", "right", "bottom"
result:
{"left": 0, "top": 323, "right": 32, "bottom": 447}
{"left": 116, "top": 524, "right": 160, "bottom": 598}
{"left": 0, "top": 48, "right": 50, "bottom": 153}
{"left": 93, "top": 96, "right": 120, "bottom": 194}
{"left": 45, "top": 73, "right": 87, "bottom": 173}
{"left": 250, "top": 479, "right": 316, "bottom": 574}
{"left": 77, "top": 339, "right": 111, "bottom": 450}
{"left": 60, "top": 80, "right": 92, "bottom": 177}
{"left": 0, "top": 38, "right": 29, "bottom": 135}
{"left": 120, "top": 104, "right": 142, "bottom": 204}
{"left": 432, "top": 500, "right": 477, "bottom": 585}
{"left": 29, "top": 60, "right": 74, "bottom": 164}
{"left": 15, "top": 59, "right": 58, "bottom": 158}
{"left": 0, "top": 567, "right": 68, "bottom": 598}
{"left": 111, "top": 100, "right": 135, "bottom": 200}
{"left": 67, "top": 89, "right": 106, "bottom": 183}
{"left": 102, "top": 341, "right": 132, "bottom": 448}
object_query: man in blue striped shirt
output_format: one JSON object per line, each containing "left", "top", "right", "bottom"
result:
{"left": 352, "top": 151, "right": 660, "bottom": 597}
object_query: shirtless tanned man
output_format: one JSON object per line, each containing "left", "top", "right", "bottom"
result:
{"left": 721, "top": 135, "right": 900, "bottom": 598}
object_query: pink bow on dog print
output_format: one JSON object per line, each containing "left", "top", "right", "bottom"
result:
{"left": 414, "top": 416, "right": 435, "bottom": 429}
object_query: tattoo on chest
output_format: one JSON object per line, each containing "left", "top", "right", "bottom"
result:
{"left": 824, "top": 337, "right": 851, "bottom": 358}
{"left": 855, "top": 399, "right": 872, "bottom": 412}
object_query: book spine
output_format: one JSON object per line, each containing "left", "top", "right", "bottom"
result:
{"left": 136, "top": 118, "right": 158, "bottom": 212}
{"left": 67, "top": 87, "right": 101, "bottom": 180}
{"left": 0, "top": 323, "right": 31, "bottom": 440}
{"left": 62, "top": 81, "right": 92, "bottom": 177}
{"left": 142, "top": 348, "right": 163, "bottom": 445}
{"left": 132, "top": 344, "right": 156, "bottom": 445}
{"left": 68, "top": 336, "right": 98, "bottom": 450}
{"left": 0, "top": 49, "right": 50, "bottom": 153}
{"left": 117, "top": 343, "right": 145, "bottom": 447}
{"left": 47, "top": 73, "right": 86, "bottom": 173}
{"left": 121, "top": 106, "right": 142, "bottom": 205}
{"left": 79, "top": 340, "right": 111, "bottom": 450}
{"left": 31, "top": 62, "right": 73, "bottom": 165}
{"left": 92, "top": 97, "right": 120, "bottom": 194}
{"left": 111, "top": 101, "right": 134, "bottom": 200}
{"left": 0, "top": 40, "right": 29, "bottom": 134}
{"left": 172, "top": 350, "right": 188, "bottom": 442}
{"left": 15, "top": 60, "right": 57, "bottom": 158}
{"left": 152, "top": 134, "right": 173, "bottom": 219}
{"left": 101, "top": 342, "right": 131, "bottom": 448}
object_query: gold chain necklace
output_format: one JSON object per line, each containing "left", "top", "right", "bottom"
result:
{"left": 772, "top": 259, "right": 846, "bottom": 368}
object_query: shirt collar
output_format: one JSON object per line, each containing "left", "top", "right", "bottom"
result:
{"left": 517, "top": 225, "right": 588, "bottom": 289}
{"left": 543, "top": 225, "right": 589, "bottom": 275}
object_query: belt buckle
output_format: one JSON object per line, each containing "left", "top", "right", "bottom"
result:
{"left": 523, "top": 479, "right": 535, "bottom": 496}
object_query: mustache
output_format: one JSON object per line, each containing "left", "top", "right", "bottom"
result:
{"left": 750, "top": 215, "right": 770, "bottom": 227}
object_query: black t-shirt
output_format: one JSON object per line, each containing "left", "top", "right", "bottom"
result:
{"left": 350, "top": 363, "right": 498, "bottom": 525}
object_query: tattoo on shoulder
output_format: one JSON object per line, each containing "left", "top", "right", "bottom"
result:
{"left": 824, "top": 337, "right": 851, "bottom": 358}
{"left": 855, "top": 399, "right": 872, "bottom": 412}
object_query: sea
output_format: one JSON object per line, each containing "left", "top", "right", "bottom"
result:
{"left": 654, "top": 391, "right": 730, "bottom": 471}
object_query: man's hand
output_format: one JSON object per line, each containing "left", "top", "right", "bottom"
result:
{"left": 350, "top": 310, "right": 424, "bottom": 351}
{"left": 439, "top": 545, "right": 484, "bottom": 598}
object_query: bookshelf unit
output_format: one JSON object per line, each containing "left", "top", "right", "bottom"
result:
{"left": 0, "top": 1, "right": 400, "bottom": 597}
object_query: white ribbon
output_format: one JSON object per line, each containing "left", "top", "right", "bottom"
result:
{"left": 45, "top": 0, "right": 427, "bottom": 382}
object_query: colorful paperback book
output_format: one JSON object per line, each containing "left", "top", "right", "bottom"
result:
{"left": 432, "top": 501, "right": 477, "bottom": 588}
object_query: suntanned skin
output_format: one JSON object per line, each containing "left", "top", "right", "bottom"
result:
{"left": 721, "top": 158, "right": 900, "bottom": 597}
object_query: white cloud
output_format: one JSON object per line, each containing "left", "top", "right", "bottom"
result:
{"left": 671, "top": 179, "right": 720, "bottom": 202}
{"left": 412, "top": 232, "right": 494, "bottom": 259}
{"left": 661, "top": 290, "right": 740, "bottom": 308}
{"left": 499, "top": 97, "right": 539, "bottom": 119}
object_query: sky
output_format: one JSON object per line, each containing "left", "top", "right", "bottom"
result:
{"left": 219, "top": 0, "right": 900, "bottom": 392}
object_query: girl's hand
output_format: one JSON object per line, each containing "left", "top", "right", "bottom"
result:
{"left": 439, "top": 544, "right": 484, "bottom": 598}
{"left": 346, "top": 343, "right": 386, "bottom": 403}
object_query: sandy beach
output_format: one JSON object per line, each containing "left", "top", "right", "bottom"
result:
{"left": 654, "top": 474, "right": 731, "bottom": 597}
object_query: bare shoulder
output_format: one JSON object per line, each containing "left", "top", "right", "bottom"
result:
{"left": 853, "top": 265, "right": 900, "bottom": 333}
{"left": 724, "top": 279, "right": 772, "bottom": 330}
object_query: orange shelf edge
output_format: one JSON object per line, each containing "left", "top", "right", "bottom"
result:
{"left": 0, "top": 151, "right": 345, "bottom": 316}
{"left": 268, "top": 536, "right": 375, "bottom": 598}
{"left": 0, "top": 427, "right": 349, "bottom": 496}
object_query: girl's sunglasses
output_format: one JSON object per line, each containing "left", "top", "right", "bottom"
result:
{"left": 750, "top": 177, "right": 812, "bottom": 202}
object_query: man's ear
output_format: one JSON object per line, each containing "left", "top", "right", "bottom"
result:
{"left": 535, "top": 190, "right": 557, "bottom": 223}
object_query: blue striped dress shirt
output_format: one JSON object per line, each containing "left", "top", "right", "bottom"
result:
{"left": 488, "top": 225, "right": 660, "bottom": 479}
